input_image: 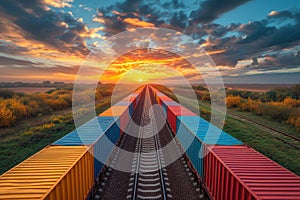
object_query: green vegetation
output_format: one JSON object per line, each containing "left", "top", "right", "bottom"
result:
{"left": 225, "top": 87, "right": 300, "bottom": 130}
{"left": 0, "top": 113, "right": 74, "bottom": 174}
{"left": 154, "top": 84, "right": 300, "bottom": 175}
{"left": 0, "top": 83, "right": 116, "bottom": 128}
{"left": 0, "top": 83, "right": 119, "bottom": 174}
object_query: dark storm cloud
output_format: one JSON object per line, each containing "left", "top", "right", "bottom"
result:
{"left": 95, "top": 0, "right": 300, "bottom": 72}
{"left": 170, "top": 11, "right": 188, "bottom": 29}
{"left": 249, "top": 51, "right": 300, "bottom": 70}
{"left": 203, "top": 9, "right": 300, "bottom": 68}
{"left": 0, "top": 0, "right": 90, "bottom": 56}
{"left": 0, "top": 41, "right": 29, "bottom": 55}
{"left": 189, "top": 0, "right": 251, "bottom": 24}
{"left": 162, "top": 0, "right": 186, "bottom": 9}
{"left": 0, "top": 56, "right": 38, "bottom": 66}
{"left": 95, "top": 0, "right": 183, "bottom": 35}
{"left": 96, "top": 0, "right": 250, "bottom": 36}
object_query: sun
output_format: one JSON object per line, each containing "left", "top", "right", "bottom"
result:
{"left": 137, "top": 78, "right": 143, "bottom": 83}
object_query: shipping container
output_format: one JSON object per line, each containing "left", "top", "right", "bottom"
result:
{"left": 176, "top": 116, "right": 243, "bottom": 176}
{"left": 53, "top": 116, "right": 116, "bottom": 146}
{"left": 115, "top": 100, "right": 134, "bottom": 116}
{"left": 177, "top": 116, "right": 242, "bottom": 145}
{"left": 167, "top": 105, "right": 196, "bottom": 133}
{"left": 93, "top": 126, "right": 119, "bottom": 178}
{"left": 0, "top": 146, "right": 94, "bottom": 200}
{"left": 161, "top": 100, "right": 180, "bottom": 117}
{"left": 99, "top": 106, "right": 130, "bottom": 135}
{"left": 157, "top": 95, "right": 173, "bottom": 105}
{"left": 203, "top": 146, "right": 300, "bottom": 200}
{"left": 53, "top": 116, "right": 120, "bottom": 179}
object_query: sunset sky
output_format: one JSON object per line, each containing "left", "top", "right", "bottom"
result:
{"left": 0, "top": 0, "right": 300, "bottom": 84}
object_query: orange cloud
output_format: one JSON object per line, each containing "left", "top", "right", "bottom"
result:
{"left": 43, "top": 0, "right": 73, "bottom": 8}
{"left": 123, "top": 18, "right": 155, "bottom": 28}
{"left": 96, "top": 49, "right": 199, "bottom": 84}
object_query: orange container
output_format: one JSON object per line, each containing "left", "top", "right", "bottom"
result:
{"left": 99, "top": 106, "right": 130, "bottom": 135}
{"left": 99, "top": 106, "right": 129, "bottom": 116}
{"left": 0, "top": 146, "right": 94, "bottom": 200}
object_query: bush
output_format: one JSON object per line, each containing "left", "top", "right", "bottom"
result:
{"left": 0, "top": 108, "right": 15, "bottom": 127}
{"left": 226, "top": 95, "right": 242, "bottom": 108}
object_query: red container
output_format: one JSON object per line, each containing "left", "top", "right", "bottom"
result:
{"left": 203, "top": 145, "right": 300, "bottom": 200}
{"left": 158, "top": 95, "right": 173, "bottom": 105}
{"left": 167, "top": 105, "right": 196, "bottom": 132}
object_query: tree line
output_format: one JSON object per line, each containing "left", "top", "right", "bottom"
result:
{"left": 225, "top": 85, "right": 300, "bottom": 129}
{"left": 0, "top": 84, "right": 113, "bottom": 128}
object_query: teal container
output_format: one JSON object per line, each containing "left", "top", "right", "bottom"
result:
{"left": 176, "top": 116, "right": 243, "bottom": 176}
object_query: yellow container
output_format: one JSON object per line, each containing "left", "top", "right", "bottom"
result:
{"left": 0, "top": 146, "right": 94, "bottom": 200}
{"left": 99, "top": 106, "right": 128, "bottom": 117}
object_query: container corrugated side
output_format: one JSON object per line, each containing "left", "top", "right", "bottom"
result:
{"left": 162, "top": 100, "right": 180, "bottom": 117}
{"left": 158, "top": 95, "right": 173, "bottom": 105}
{"left": 93, "top": 121, "right": 120, "bottom": 178}
{"left": 167, "top": 105, "right": 196, "bottom": 133}
{"left": 53, "top": 116, "right": 116, "bottom": 146}
{"left": 176, "top": 125, "right": 205, "bottom": 176}
{"left": 176, "top": 116, "right": 243, "bottom": 177}
{"left": 204, "top": 145, "right": 300, "bottom": 200}
{"left": 0, "top": 146, "right": 94, "bottom": 200}
{"left": 177, "top": 116, "right": 243, "bottom": 145}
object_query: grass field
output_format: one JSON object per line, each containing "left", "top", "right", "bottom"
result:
{"left": 1, "top": 87, "right": 55, "bottom": 94}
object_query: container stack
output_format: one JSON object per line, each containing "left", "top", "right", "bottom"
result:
{"left": 148, "top": 85, "right": 300, "bottom": 200}
{"left": 0, "top": 87, "right": 145, "bottom": 200}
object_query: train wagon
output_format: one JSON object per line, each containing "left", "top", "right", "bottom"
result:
{"left": 0, "top": 146, "right": 94, "bottom": 200}
{"left": 53, "top": 116, "right": 120, "bottom": 179}
{"left": 204, "top": 145, "right": 300, "bottom": 200}
{"left": 176, "top": 116, "right": 243, "bottom": 177}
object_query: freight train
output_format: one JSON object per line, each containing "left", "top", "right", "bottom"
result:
{"left": 0, "top": 85, "right": 299, "bottom": 199}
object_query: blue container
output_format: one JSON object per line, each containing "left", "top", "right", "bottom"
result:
{"left": 176, "top": 116, "right": 243, "bottom": 176}
{"left": 177, "top": 116, "right": 242, "bottom": 145}
{"left": 161, "top": 100, "right": 179, "bottom": 117}
{"left": 52, "top": 116, "right": 121, "bottom": 179}
{"left": 53, "top": 117, "right": 117, "bottom": 146}
{"left": 94, "top": 119, "right": 120, "bottom": 178}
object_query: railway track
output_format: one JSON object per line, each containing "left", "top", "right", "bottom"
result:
{"left": 127, "top": 88, "right": 171, "bottom": 199}
{"left": 227, "top": 110, "right": 300, "bottom": 150}
{"left": 93, "top": 87, "right": 205, "bottom": 199}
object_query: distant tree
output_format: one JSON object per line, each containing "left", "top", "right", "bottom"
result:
{"left": 226, "top": 95, "right": 242, "bottom": 108}
{"left": 5, "top": 99, "right": 27, "bottom": 120}
{"left": 0, "top": 107, "right": 15, "bottom": 127}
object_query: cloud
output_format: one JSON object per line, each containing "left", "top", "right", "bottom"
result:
{"left": 202, "top": 9, "right": 300, "bottom": 69}
{"left": 0, "top": 55, "right": 38, "bottom": 66}
{"left": 95, "top": 0, "right": 174, "bottom": 35}
{"left": 0, "top": 0, "right": 96, "bottom": 58}
{"left": 123, "top": 18, "right": 155, "bottom": 27}
{"left": 189, "top": 0, "right": 251, "bottom": 24}
{"left": 43, "top": 0, "right": 73, "bottom": 8}
{"left": 268, "top": 10, "right": 279, "bottom": 17}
